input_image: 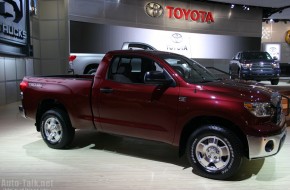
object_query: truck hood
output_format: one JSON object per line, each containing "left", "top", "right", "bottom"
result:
{"left": 200, "top": 79, "right": 278, "bottom": 103}
{"left": 244, "top": 59, "right": 274, "bottom": 63}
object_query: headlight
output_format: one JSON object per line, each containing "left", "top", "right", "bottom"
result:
{"left": 241, "top": 63, "right": 252, "bottom": 69}
{"left": 244, "top": 102, "right": 273, "bottom": 117}
{"left": 272, "top": 62, "right": 280, "bottom": 68}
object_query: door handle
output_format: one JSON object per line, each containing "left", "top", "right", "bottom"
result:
{"left": 100, "top": 88, "right": 114, "bottom": 93}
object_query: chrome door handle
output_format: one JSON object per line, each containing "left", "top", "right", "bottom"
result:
{"left": 100, "top": 88, "right": 114, "bottom": 93}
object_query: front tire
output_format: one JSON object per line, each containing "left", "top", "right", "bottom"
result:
{"left": 40, "top": 109, "right": 75, "bottom": 149}
{"left": 186, "top": 125, "right": 243, "bottom": 180}
{"left": 270, "top": 79, "right": 279, "bottom": 85}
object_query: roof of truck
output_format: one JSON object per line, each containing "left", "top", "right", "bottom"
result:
{"left": 107, "top": 49, "right": 178, "bottom": 56}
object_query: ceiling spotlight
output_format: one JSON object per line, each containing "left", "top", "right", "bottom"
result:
{"left": 242, "top": 5, "right": 250, "bottom": 11}
{"left": 231, "top": 4, "right": 235, "bottom": 9}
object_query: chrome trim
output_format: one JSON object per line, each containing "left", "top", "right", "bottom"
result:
{"left": 271, "top": 91, "right": 281, "bottom": 107}
{"left": 247, "top": 126, "right": 287, "bottom": 159}
{"left": 20, "top": 91, "right": 23, "bottom": 99}
{"left": 18, "top": 105, "right": 26, "bottom": 118}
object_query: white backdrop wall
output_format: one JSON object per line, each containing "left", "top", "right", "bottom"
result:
{"left": 68, "top": 0, "right": 264, "bottom": 72}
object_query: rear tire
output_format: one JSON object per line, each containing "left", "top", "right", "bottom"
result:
{"left": 87, "top": 68, "right": 97, "bottom": 75}
{"left": 40, "top": 109, "right": 75, "bottom": 149}
{"left": 186, "top": 125, "right": 243, "bottom": 180}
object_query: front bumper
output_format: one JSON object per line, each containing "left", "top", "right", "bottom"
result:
{"left": 241, "top": 68, "right": 280, "bottom": 80}
{"left": 247, "top": 125, "right": 287, "bottom": 159}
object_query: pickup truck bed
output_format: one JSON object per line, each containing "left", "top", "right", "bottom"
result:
{"left": 21, "top": 75, "right": 95, "bottom": 130}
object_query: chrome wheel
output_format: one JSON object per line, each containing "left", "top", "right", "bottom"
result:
{"left": 44, "top": 117, "right": 63, "bottom": 144}
{"left": 187, "top": 125, "right": 243, "bottom": 179}
{"left": 195, "top": 136, "right": 230, "bottom": 172}
{"left": 40, "top": 109, "right": 75, "bottom": 149}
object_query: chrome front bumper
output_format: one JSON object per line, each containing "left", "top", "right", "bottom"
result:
{"left": 247, "top": 125, "right": 287, "bottom": 159}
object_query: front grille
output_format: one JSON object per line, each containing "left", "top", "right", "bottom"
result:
{"left": 271, "top": 92, "right": 282, "bottom": 124}
{"left": 273, "top": 102, "right": 282, "bottom": 124}
{"left": 251, "top": 62, "right": 273, "bottom": 71}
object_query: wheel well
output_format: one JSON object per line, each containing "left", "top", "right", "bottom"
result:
{"left": 35, "top": 99, "right": 68, "bottom": 131}
{"left": 179, "top": 116, "right": 249, "bottom": 158}
{"left": 84, "top": 64, "right": 98, "bottom": 74}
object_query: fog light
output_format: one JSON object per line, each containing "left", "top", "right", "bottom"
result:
{"left": 265, "top": 140, "right": 274, "bottom": 152}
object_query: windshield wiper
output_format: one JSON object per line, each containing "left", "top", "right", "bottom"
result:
{"left": 199, "top": 78, "right": 221, "bottom": 83}
{"left": 199, "top": 80, "right": 213, "bottom": 83}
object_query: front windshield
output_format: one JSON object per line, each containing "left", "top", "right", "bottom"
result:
{"left": 242, "top": 52, "right": 272, "bottom": 60}
{"left": 160, "top": 54, "right": 219, "bottom": 84}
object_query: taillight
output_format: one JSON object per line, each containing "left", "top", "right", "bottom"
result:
{"left": 20, "top": 81, "right": 28, "bottom": 92}
{"left": 69, "top": 55, "right": 77, "bottom": 62}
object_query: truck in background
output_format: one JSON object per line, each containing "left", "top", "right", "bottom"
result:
{"left": 68, "top": 53, "right": 104, "bottom": 75}
{"left": 69, "top": 42, "right": 156, "bottom": 75}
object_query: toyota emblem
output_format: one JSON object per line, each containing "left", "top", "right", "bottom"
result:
{"left": 145, "top": 2, "right": 164, "bottom": 18}
{"left": 171, "top": 33, "right": 183, "bottom": 43}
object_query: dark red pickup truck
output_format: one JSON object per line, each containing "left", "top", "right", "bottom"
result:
{"left": 19, "top": 50, "right": 287, "bottom": 180}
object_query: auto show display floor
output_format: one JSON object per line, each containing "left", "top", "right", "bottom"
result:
{"left": 0, "top": 102, "right": 289, "bottom": 190}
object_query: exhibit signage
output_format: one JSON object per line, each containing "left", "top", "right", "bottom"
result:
{"left": 0, "top": 23, "right": 27, "bottom": 39}
{"left": 145, "top": 2, "right": 214, "bottom": 23}
{"left": 0, "top": 0, "right": 29, "bottom": 56}
{"left": 145, "top": 2, "right": 164, "bottom": 18}
{"left": 166, "top": 6, "right": 214, "bottom": 23}
{"left": 265, "top": 44, "right": 281, "bottom": 61}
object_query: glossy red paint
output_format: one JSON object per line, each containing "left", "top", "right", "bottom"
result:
{"left": 20, "top": 50, "right": 286, "bottom": 147}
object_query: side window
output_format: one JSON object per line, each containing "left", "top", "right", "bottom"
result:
{"left": 131, "top": 58, "right": 142, "bottom": 72}
{"left": 108, "top": 56, "right": 132, "bottom": 83}
{"left": 110, "top": 57, "right": 120, "bottom": 74}
{"left": 108, "top": 56, "right": 166, "bottom": 84}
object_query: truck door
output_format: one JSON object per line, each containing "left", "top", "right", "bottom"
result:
{"left": 95, "top": 55, "right": 179, "bottom": 144}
